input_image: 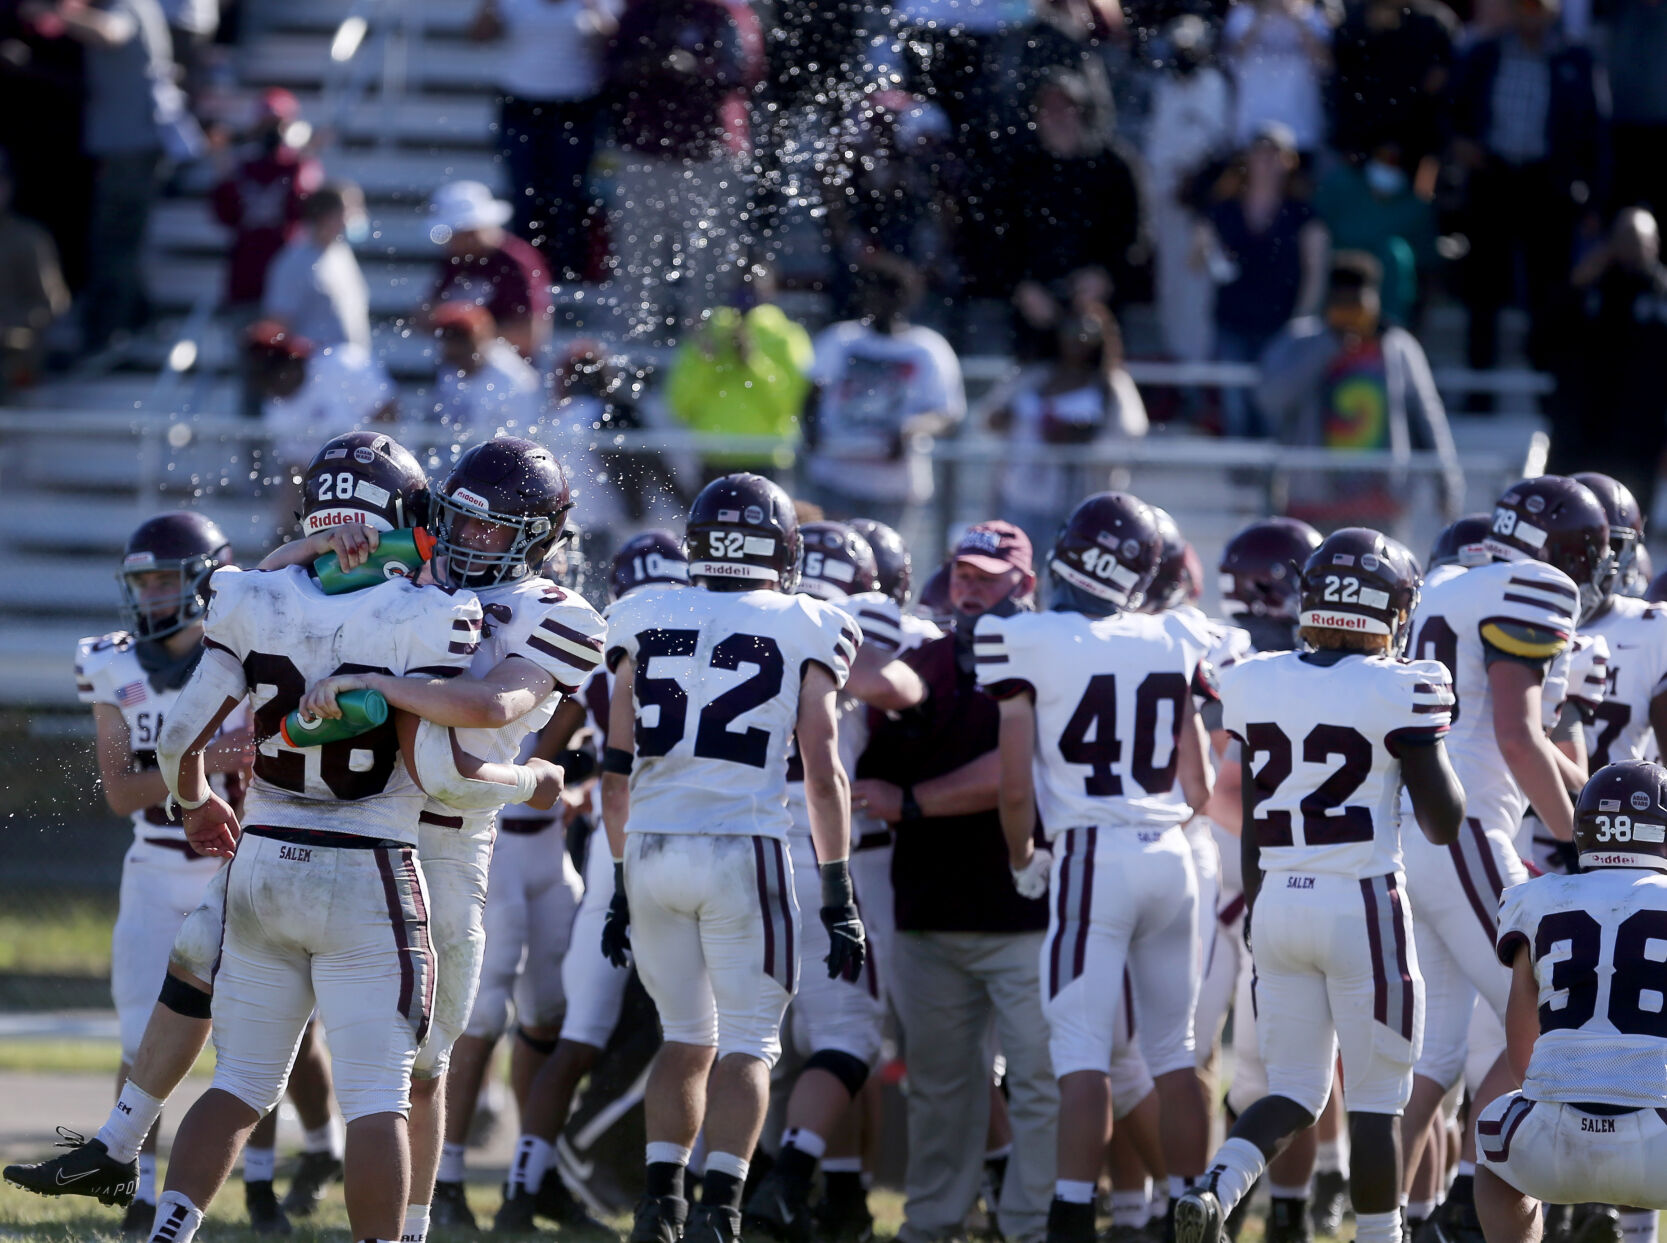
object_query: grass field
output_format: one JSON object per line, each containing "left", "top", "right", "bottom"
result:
{"left": 0, "top": 896, "right": 118, "bottom": 977}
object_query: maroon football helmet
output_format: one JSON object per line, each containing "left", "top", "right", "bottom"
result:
{"left": 118, "top": 512, "right": 234, "bottom": 639}
{"left": 1571, "top": 471, "right": 1643, "bottom": 606}
{"left": 797, "top": 521, "right": 881, "bottom": 601}
{"left": 1298, "top": 527, "right": 1422, "bottom": 655}
{"left": 432, "top": 437, "right": 573, "bottom": 587}
{"left": 685, "top": 473, "right": 800, "bottom": 591}
{"left": 608, "top": 529, "right": 688, "bottom": 602}
{"left": 300, "top": 431, "right": 429, "bottom": 536}
{"left": 1143, "top": 506, "right": 1200, "bottom": 614}
{"left": 1573, "top": 761, "right": 1667, "bottom": 872}
{"left": 1219, "top": 518, "right": 1323, "bottom": 620}
{"left": 1485, "top": 476, "right": 1611, "bottom": 622}
{"left": 1427, "top": 514, "right": 1493, "bottom": 571}
{"left": 848, "top": 517, "right": 912, "bottom": 607}
{"left": 1048, "top": 491, "right": 1162, "bottom": 615}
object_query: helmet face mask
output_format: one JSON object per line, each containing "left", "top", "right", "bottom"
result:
{"left": 1219, "top": 517, "right": 1323, "bottom": 621}
{"left": 117, "top": 512, "right": 233, "bottom": 640}
{"left": 1048, "top": 491, "right": 1161, "bottom": 616}
{"left": 432, "top": 438, "right": 572, "bottom": 589}
{"left": 1142, "top": 507, "right": 1195, "bottom": 614}
{"left": 1573, "top": 761, "right": 1667, "bottom": 872}
{"left": 1571, "top": 472, "right": 1642, "bottom": 611}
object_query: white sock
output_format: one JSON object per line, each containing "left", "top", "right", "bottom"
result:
{"left": 400, "top": 1203, "right": 430, "bottom": 1243}
{"left": 1620, "top": 1210, "right": 1659, "bottom": 1243}
{"left": 507, "top": 1135, "right": 551, "bottom": 1199}
{"left": 136, "top": 1154, "right": 158, "bottom": 1205}
{"left": 783, "top": 1128, "right": 827, "bottom": 1160}
{"left": 1456, "top": 1161, "right": 1476, "bottom": 1178}
{"left": 243, "top": 1146, "right": 276, "bottom": 1183}
{"left": 99, "top": 1082, "right": 164, "bottom": 1164}
{"left": 437, "top": 1142, "right": 466, "bottom": 1185}
{"left": 1315, "top": 1138, "right": 1348, "bottom": 1176}
{"left": 1356, "top": 1210, "right": 1402, "bottom": 1243}
{"left": 1055, "top": 1180, "right": 1097, "bottom": 1204}
{"left": 302, "top": 1121, "right": 340, "bottom": 1157}
{"left": 1269, "top": 1180, "right": 1312, "bottom": 1200}
{"left": 705, "top": 1150, "right": 750, "bottom": 1181}
{"left": 986, "top": 1143, "right": 1013, "bottom": 1161}
{"left": 1149, "top": 1187, "right": 1171, "bottom": 1219}
{"left": 147, "top": 1190, "right": 204, "bottom": 1243}
{"left": 1406, "top": 1199, "right": 1436, "bottom": 1221}
{"left": 1204, "top": 1138, "right": 1267, "bottom": 1217}
{"left": 1112, "top": 1189, "right": 1149, "bottom": 1227}
{"left": 1169, "top": 1175, "right": 1196, "bottom": 1201}
{"left": 646, "top": 1141, "right": 693, "bottom": 1168}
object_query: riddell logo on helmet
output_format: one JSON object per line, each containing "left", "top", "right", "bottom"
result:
{"left": 1305, "top": 610, "right": 1371, "bottom": 630}
{"left": 453, "top": 487, "right": 491, "bottom": 512}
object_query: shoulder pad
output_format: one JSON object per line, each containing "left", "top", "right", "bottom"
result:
{"left": 75, "top": 631, "right": 133, "bottom": 702}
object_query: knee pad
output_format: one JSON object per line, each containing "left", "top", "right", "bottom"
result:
{"left": 804, "top": 1048, "right": 871, "bottom": 1098}
{"left": 159, "top": 971, "right": 213, "bottom": 1019}
{"left": 517, "top": 1027, "right": 559, "bottom": 1057}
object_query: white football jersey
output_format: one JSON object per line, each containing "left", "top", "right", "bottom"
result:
{"left": 973, "top": 608, "right": 1210, "bottom": 835}
{"left": 1580, "top": 596, "right": 1667, "bottom": 767}
{"left": 203, "top": 565, "right": 482, "bottom": 844}
{"left": 1497, "top": 867, "right": 1667, "bottom": 1108}
{"left": 1167, "top": 603, "right": 1254, "bottom": 673}
{"left": 606, "top": 587, "right": 858, "bottom": 839}
{"left": 436, "top": 574, "right": 606, "bottom": 833}
{"left": 75, "top": 631, "right": 250, "bottom": 846}
{"left": 1409, "top": 557, "right": 1579, "bottom": 832}
{"left": 1220, "top": 651, "right": 1454, "bottom": 878}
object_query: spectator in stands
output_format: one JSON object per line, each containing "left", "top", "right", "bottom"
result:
{"left": 1143, "top": 15, "right": 1232, "bottom": 364}
{"left": 984, "top": 303, "right": 1149, "bottom": 550}
{"left": 1312, "top": 143, "right": 1438, "bottom": 326}
{"left": 261, "top": 181, "right": 370, "bottom": 353}
{"left": 846, "top": 520, "right": 1055, "bottom": 1243}
{"left": 157, "top": 0, "right": 215, "bottom": 94}
{"left": 1221, "top": 0, "right": 1333, "bottom": 157}
{"left": 665, "top": 263, "right": 813, "bottom": 481}
{"left": 1005, "top": 69, "right": 1145, "bottom": 359}
{"left": 1195, "top": 122, "right": 1329, "bottom": 437}
{"left": 210, "top": 89, "right": 322, "bottom": 316}
{"left": 0, "top": 149, "right": 70, "bottom": 396}
{"left": 1256, "top": 251, "right": 1462, "bottom": 522}
{"left": 802, "top": 254, "right": 966, "bottom": 528}
{"left": 469, "top": 0, "right": 620, "bottom": 282}
{"left": 999, "top": 0, "right": 1119, "bottom": 145}
{"left": 602, "top": 0, "right": 764, "bottom": 342}
{"left": 422, "top": 179, "right": 552, "bottom": 361}
{"left": 1554, "top": 208, "right": 1667, "bottom": 510}
{"left": 429, "top": 300, "right": 546, "bottom": 434}
{"left": 26, "top": 0, "right": 184, "bottom": 351}
{"left": 1448, "top": 0, "right": 1605, "bottom": 375}
{"left": 1328, "top": 0, "right": 1457, "bottom": 168}
{"left": 1601, "top": 0, "right": 1667, "bottom": 220}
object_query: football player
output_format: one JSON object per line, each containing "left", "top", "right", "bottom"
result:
{"left": 144, "top": 465, "right": 495, "bottom": 1243}
{"left": 599, "top": 474, "right": 864, "bottom": 1243}
{"left": 1399, "top": 476, "right": 1609, "bottom": 1232}
{"left": 1175, "top": 528, "right": 1465, "bottom": 1243}
{"left": 496, "top": 530, "right": 689, "bottom": 1231}
{"left": 1475, "top": 761, "right": 1667, "bottom": 1243}
{"left": 745, "top": 521, "right": 896, "bottom": 1243}
{"left": 1426, "top": 515, "right": 1495, "bottom": 586}
{"left": 974, "top": 491, "right": 1215, "bottom": 1243}
{"left": 295, "top": 437, "right": 609, "bottom": 1242}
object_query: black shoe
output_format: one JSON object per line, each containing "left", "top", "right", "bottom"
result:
{"left": 432, "top": 1179, "right": 479, "bottom": 1231}
{"left": 1424, "top": 1196, "right": 1485, "bottom": 1243}
{"left": 122, "top": 1199, "right": 156, "bottom": 1239}
{"left": 1570, "top": 1206, "right": 1622, "bottom": 1243}
{"left": 1046, "top": 1199, "right": 1097, "bottom": 1243}
{"left": 494, "top": 1186, "right": 539, "bottom": 1234}
{"left": 631, "top": 1194, "right": 689, "bottom": 1243}
{"left": 4, "top": 1129, "right": 139, "bottom": 1207}
{"left": 813, "top": 1188, "right": 876, "bottom": 1243}
{"left": 536, "top": 1166, "right": 615, "bottom": 1236}
{"left": 1543, "top": 1205, "right": 1575, "bottom": 1243}
{"left": 685, "top": 1205, "right": 742, "bottom": 1243}
{"left": 1267, "top": 1198, "right": 1314, "bottom": 1243}
{"left": 280, "top": 1151, "right": 341, "bottom": 1217}
{"left": 742, "top": 1167, "right": 813, "bottom": 1243}
{"left": 246, "top": 1180, "right": 293, "bottom": 1235}
{"left": 1174, "top": 1186, "right": 1225, "bottom": 1243}
{"left": 1311, "top": 1172, "right": 1348, "bottom": 1237}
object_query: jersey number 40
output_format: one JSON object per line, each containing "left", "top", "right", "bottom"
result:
{"left": 1057, "top": 672, "right": 1190, "bottom": 796}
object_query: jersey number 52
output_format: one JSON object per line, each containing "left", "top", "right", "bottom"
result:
{"left": 633, "top": 629, "right": 784, "bottom": 768}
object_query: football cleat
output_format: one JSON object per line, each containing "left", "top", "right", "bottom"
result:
{"left": 244, "top": 1179, "right": 292, "bottom": 1235}
{"left": 1570, "top": 1205, "right": 1622, "bottom": 1243}
{"left": 3, "top": 1128, "right": 139, "bottom": 1206}
{"left": 629, "top": 1193, "right": 689, "bottom": 1243}
{"left": 535, "top": 1167, "right": 615, "bottom": 1237}
{"left": 1174, "top": 1185, "right": 1225, "bottom": 1243}
{"left": 813, "top": 1187, "right": 876, "bottom": 1243}
{"left": 279, "top": 1150, "right": 341, "bottom": 1217}
{"left": 742, "top": 1166, "right": 813, "bottom": 1243}
{"left": 122, "top": 1198, "right": 156, "bottom": 1239}
{"left": 1046, "top": 1198, "right": 1097, "bottom": 1243}
{"left": 683, "top": 1204, "right": 742, "bottom": 1243}
{"left": 430, "top": 1178, "right": 478, "bottom": 1230}
{"left": 493, "top": 1186, "right": 539, "bottom": 1235}
{"left": 1309, "top": 1170, "right": 1349, "bottom": 1237}
{"left": 1266, "top": 1197, "right": 1314, "bottom": 1243}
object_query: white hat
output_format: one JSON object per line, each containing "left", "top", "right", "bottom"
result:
{"left": 428, "top": 180, "right": 512, "bottom": 241}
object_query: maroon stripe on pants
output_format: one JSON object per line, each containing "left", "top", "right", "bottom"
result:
{"left": 773, "top": 838, "right": 796, "bottom": 993}
{"left": 753, "top": 837, "right": 775, "bottom": 984}
{"left": 375, "top": 847, "right": 417, "bottom": 1036}
{"left": 1361, "top": 877, "right": 1389, "bottom": 1029}
{"left": 1049, "top": 828, "right": 1072, "bottom": 998}
{"left": 400, "top": 849, "right": 435, "bottom": 1043}
{"left": 1218, "top": 892, "right": 1246, "bottom": 927}
{"left": 1471, "top": 821, "right": 1508, "bottom": 905}
{"left": 1450, "top": 818, "right": 1498, "bottom": 936}
{"left": 1122, "top": 969, "right": 1135, "bottom": 1042}
{"left": 1072, "top": 827, "right": 1097, "bottom": 980}
{"left": 1386, "top": 873, "right": 1415, "bottom": 1041}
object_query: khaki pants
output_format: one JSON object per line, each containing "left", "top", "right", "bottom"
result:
{"left": 891, "top": 930, "right": 1056, "bottom": 1243}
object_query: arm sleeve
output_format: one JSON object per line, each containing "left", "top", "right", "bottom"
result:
{"left": 411, "top": 719, "right": 529, "bottom": 810}
{"left": 505, "top": 592, "right": 608, "bottom": 697}
{"left": 157, "top": 648, "right": 249, "bottom": 796}
{"left": 1494, "top": 880, "right": 1537, "bottom": 968}
{"left": 1384, "top": 659, "right": 1456, "bottom": 756}
{"left": 1477, "top": 561, "right": 1578, "bottom": 670}
{"left": 75, "top": 636, "right": 119, "bottom": 705}
{"left": 971, "top": 611, "right": 1035, "bottom": 701}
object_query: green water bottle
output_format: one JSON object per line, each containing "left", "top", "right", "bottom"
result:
{"left": 280, "top": 689, "right": 389, "bottom": 748}
{"left": 314, "top": 528, "right": 437, "bottom": 595}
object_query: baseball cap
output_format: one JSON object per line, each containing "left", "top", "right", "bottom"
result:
{"left": 953, "top": 521, "right": 1033, "bottom": 577}
{"left": 428, "top": 180, "right": 512, "bottom": 242}
{"left": 431, "top": 301, "right": 494, "bottom": 335}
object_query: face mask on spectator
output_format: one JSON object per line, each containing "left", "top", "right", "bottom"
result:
{"left": 1364, "top": 161, "right": 1407, "bottom": 196}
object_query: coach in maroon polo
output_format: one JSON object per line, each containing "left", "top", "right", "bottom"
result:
{"left": 846, "top": 520, "right": 1056, "bottom": 1243}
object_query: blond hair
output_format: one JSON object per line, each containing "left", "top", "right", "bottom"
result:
{"left": 1300, "top": 626, "right": 1391, "bottom": 654}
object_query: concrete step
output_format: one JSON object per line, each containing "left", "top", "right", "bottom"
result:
{"left": 0, "top": 493, "right": 275, "bottom": 557}
{"left": 144, "top": 255, "right": 434, "bottom": 317}
{"left": 0, "top": 622, "right": 111, "bottom": 707}
{"left": 263, "top": 0, "right": 478, "bottom": 39}
{"left": 242, "top": 35, "right": 506, "bottom": 91}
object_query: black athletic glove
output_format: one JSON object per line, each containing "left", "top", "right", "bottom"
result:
{"left": 819, "top": 859, "right": 867, "bottom": 982}
{"left": 600, "top": 861, "right": 632, "bottom": 967}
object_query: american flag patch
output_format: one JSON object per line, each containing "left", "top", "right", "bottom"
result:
{"left": 116, "top": 681, "right": 147, "bottom": 707}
